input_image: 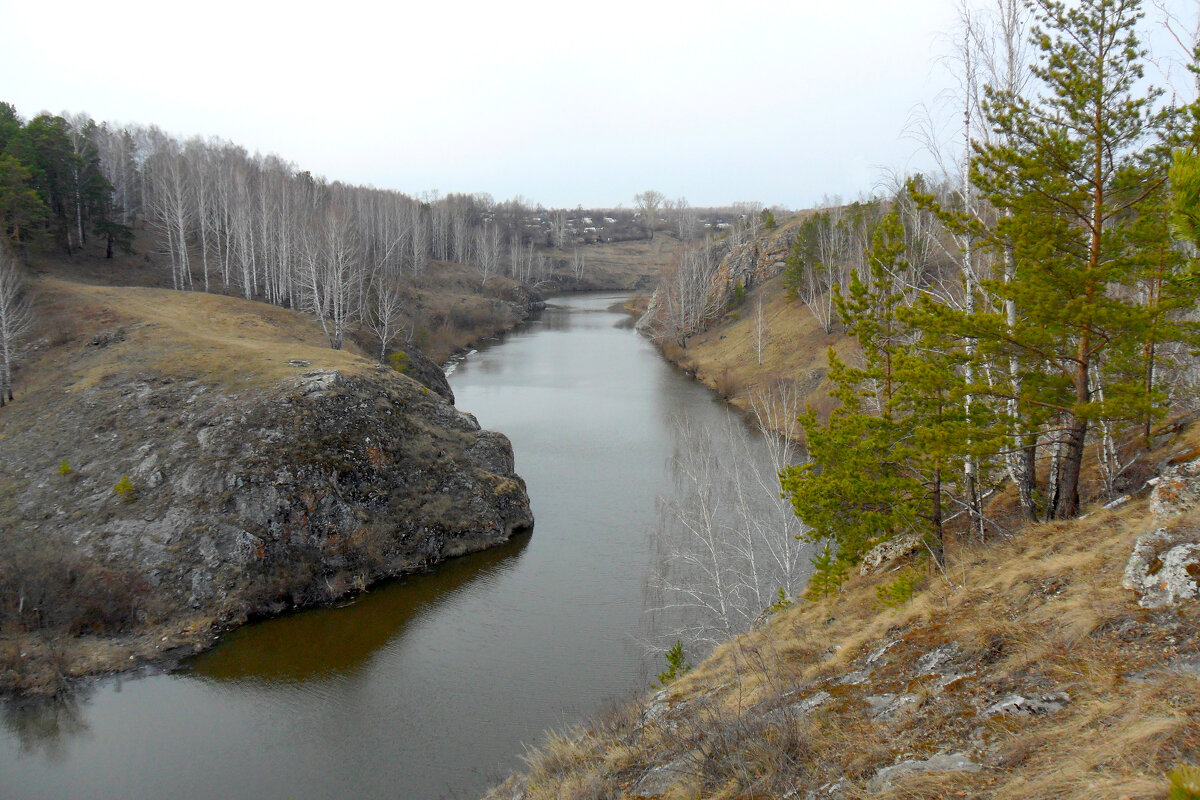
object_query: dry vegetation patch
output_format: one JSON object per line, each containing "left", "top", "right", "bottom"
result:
{"left": 660, "top": 275, "right": 854, "bottom": 429}
{"left": 487, "top": 474, "right": 1200, "bottom": 799}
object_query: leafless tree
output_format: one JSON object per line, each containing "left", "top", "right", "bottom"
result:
{"left": 647, "top": 405, "right": 810, "bottom": 653}
{"left": 0, "top": 247, "right": 33, "bottom": 406}
{"left": 728, "top": 201, "right": 763, "bottom": 246}
{"left": 549, "top": 210, "right": 569, "bottom": 248}
{"left": 635, "top": 189, "right": 666, "bottom": 240}
{"left": 1149, "top": 0, "right": 1200, "bottom": 96}
{"left": 364, "top": 275, "right": 406, "bottom": 363}
{"left": 301, "top": 206, "right": 361, "bottom": 350}
{"left": 474, "top": 222, "right": 501, "bottom": 288}
{"left": 674, "top": 197, "right": 699, "bottom": 240}
{"left": 653, "top": 243, "right": 722, "bottom": 347}
{"left": 571, "top": 247, "right": 586, "bottom": 281}
{"left": 755, "top": 296, "right": 765, "bottom": 365}
{"left": 143, "top": 136, "right": 194, "bottom": 290}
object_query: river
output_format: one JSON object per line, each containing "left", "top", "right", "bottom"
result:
{"left": 0, "top": 293, "right": 780, "bottom": 800}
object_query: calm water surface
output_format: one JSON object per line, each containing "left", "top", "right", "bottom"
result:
{"left": 0, "top": 294, "right": 752, "bottom": 800}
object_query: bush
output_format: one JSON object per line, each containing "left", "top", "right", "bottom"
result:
{"left": 0, "top": 536, "right": 154, "bottom": 635}
{"left": 58, "top": 459, "right": 71, "bottom": 476}
{"left": 875, "top": 566, "right": 923, "bottom": 609}
{"left": 729, "top": 280, "right": 746, "bottom": 309}
{"left": 713, "top": 367, "right": 740, "bottom": 400}
{"left": 114, "top": 475, "right": 135, "bottom": 503}
{"left": 388, "top": 351, "right": 409, "bottom": 372}
{"left": 1169, "top": 765, "right": 1200, "bottom": 799}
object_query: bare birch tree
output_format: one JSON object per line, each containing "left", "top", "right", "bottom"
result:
{"left": 0, "top": 247, "right": 33, "bottom": 406}
{"left": 474, "top": 222, "right": 501, "bottom": 288}
{"left": 364, "top": 275, "right": 406, "bottom": 363}
{"left": 301, "top": 206, "right": 361, "bottom": 350}
{"left": 647, "top": 406, "right": 810, "bottom": 653}
{"left": 571, "top": 247, "right": 586, "bottom": 281}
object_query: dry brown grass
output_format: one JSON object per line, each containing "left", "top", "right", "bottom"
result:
{"left": 24, "top": 277, "right": 369, "bottom": 395}
{"left": 665, "top": 276, "right": 854, "bottom": 432}
{"left": 485, "top": 440, "right": 1200, "bottom": 799}
{"left": 549, "top": 236, "right": 685, "bottom": 291}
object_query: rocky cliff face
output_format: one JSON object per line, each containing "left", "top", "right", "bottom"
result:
{"left": 3, "top": 364, "right": 532, "bottom": 630}
{"left": 636, "top": 226, "right": 796, "bottom": 337}
{"left": 705, "top": 227, "right": 796, "bottom": 300}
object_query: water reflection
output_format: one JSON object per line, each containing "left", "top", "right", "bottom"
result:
{"left": 0, "top": 691, "right": 91, "bottom": 762}
{"left": 188, "top": 532, "right": 531, "bottom": 683}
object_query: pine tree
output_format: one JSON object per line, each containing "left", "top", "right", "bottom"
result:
{"left": 969, "top": 0, "right": 1179, "bottom": 518}
{"left": 782, "top": 210, "right": 924, "bottom": 587}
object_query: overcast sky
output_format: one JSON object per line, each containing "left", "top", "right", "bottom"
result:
{"left": 2, "top": 0, "right": 1196, "bottom": 209}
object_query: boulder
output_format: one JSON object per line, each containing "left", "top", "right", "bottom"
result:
{"left": 397, "top": 344, "right": 455, "bottom": 403}
{"left": 1123, "top": 528, "right": 1200, "bottom": 608}
{"left": 869, "top": 753, "right": 980, "bottom": 792}
{"left": 859, "top": 533, "right": 926, "bottom": 576}
{"left": 1149, "top": 455, "right": 1200, "bottom": 516}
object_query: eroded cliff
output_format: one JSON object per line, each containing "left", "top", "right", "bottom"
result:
{"left": 0, "top": 279, "right": 532, "bottom": 693}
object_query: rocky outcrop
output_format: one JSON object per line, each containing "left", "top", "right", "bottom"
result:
{"left": 859, "top": 533, "right": 926, "bottom": 576}
{"left": 398, "top": 344, "right": 456, "bottom": 403}
{"left": 2, "top": 364, "right": 533, "bottom": 629}
{"left": 636, "top": 226, "right": 796, "bottom": 339}
{"left": 1123, "top": 528, "right": 1200, "bottom": 608}
{"left": 1123, "top": 453, "right": 1200, "bottom": 608}
{"left": 1148, "top": 454, "right": 1200, "bottom": 516}
{"left": 705, "top": 227, "right": 796, "bottom": 303}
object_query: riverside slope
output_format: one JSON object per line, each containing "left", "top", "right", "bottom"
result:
{"left": 0, "top": 279, "right": 533, "bottom": 693}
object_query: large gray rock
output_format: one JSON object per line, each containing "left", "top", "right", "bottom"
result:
{"left": 859, "top": 533, "right": 925, "bottom": 576}
{"left": 395, "top": 344, "right": 455, "bottom": 404}
{"left": 1, "top": 366, "right": 534, "bottom": 627}
{"left": 869, "top": 753, "right": 980, "bottom": 792}
{"left": 1149, "top": 455, "right": 1200, "bottom": 516}
{"left": 1123, "top": 528, "right": 1200, "bottom": 608}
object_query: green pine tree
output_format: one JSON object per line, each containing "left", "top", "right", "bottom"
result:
{"left": 966, "top": 0, "right": 1183, "bottom": 518}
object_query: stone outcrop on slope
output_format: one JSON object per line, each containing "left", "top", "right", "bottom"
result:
{"left": 635, "top": 226, "right": 797, "bottom": 337}
{"left": 1122, "top": 451, "right": 1200, "bottom": 609}
{"left": 2, "top": 362, "right": 532, "bottom": 639}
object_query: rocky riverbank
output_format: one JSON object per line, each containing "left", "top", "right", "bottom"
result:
{"left": 0, "top": 280, "right": 533, "bottom": 695}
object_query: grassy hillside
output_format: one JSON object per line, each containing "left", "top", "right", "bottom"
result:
{"left": 23, "top": 230, "right": 675, "bottom": 364}
{"left": 660, "top": 271, "right": 851, "bottom": 426}
{"left": 486, "top": 423, "right": 1200, "bottom": 799}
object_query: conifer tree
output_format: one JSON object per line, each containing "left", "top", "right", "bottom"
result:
{"left": 782, "top": 209, "right": 983, "bottom": 586}
{"left": 968, "top": 0, "right": 1179, "bottom": 518}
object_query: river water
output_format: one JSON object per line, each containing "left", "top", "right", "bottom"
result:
{"left": 0, "top": 294, "right": 769, "bottom": 800}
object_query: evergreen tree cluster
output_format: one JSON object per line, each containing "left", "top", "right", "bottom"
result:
{"left": 783, "top": 0, "right": 1200, "bottom": 592}
{"left": 0, "top": 104, "right": 131, "bottom": 257}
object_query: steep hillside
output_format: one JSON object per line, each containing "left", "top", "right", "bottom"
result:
{"left": 636, "top": 217, "right": 850, "bottom": 428}
{"left": 669, "top": 274, "right": 850, "bottom": 424}
{"left": 485, "top": 425, "right": 1200, "bottom": 800}
{"left": 0, "top": 277, "right": 533, "bottom": 695}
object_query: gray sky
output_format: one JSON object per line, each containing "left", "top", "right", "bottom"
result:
{"left": 2, "top": 0, "right": 1195, "bottom": 209}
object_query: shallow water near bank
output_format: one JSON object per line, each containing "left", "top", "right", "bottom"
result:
{"left": 0, "top": 293, "right": 760, "bottom": 800}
